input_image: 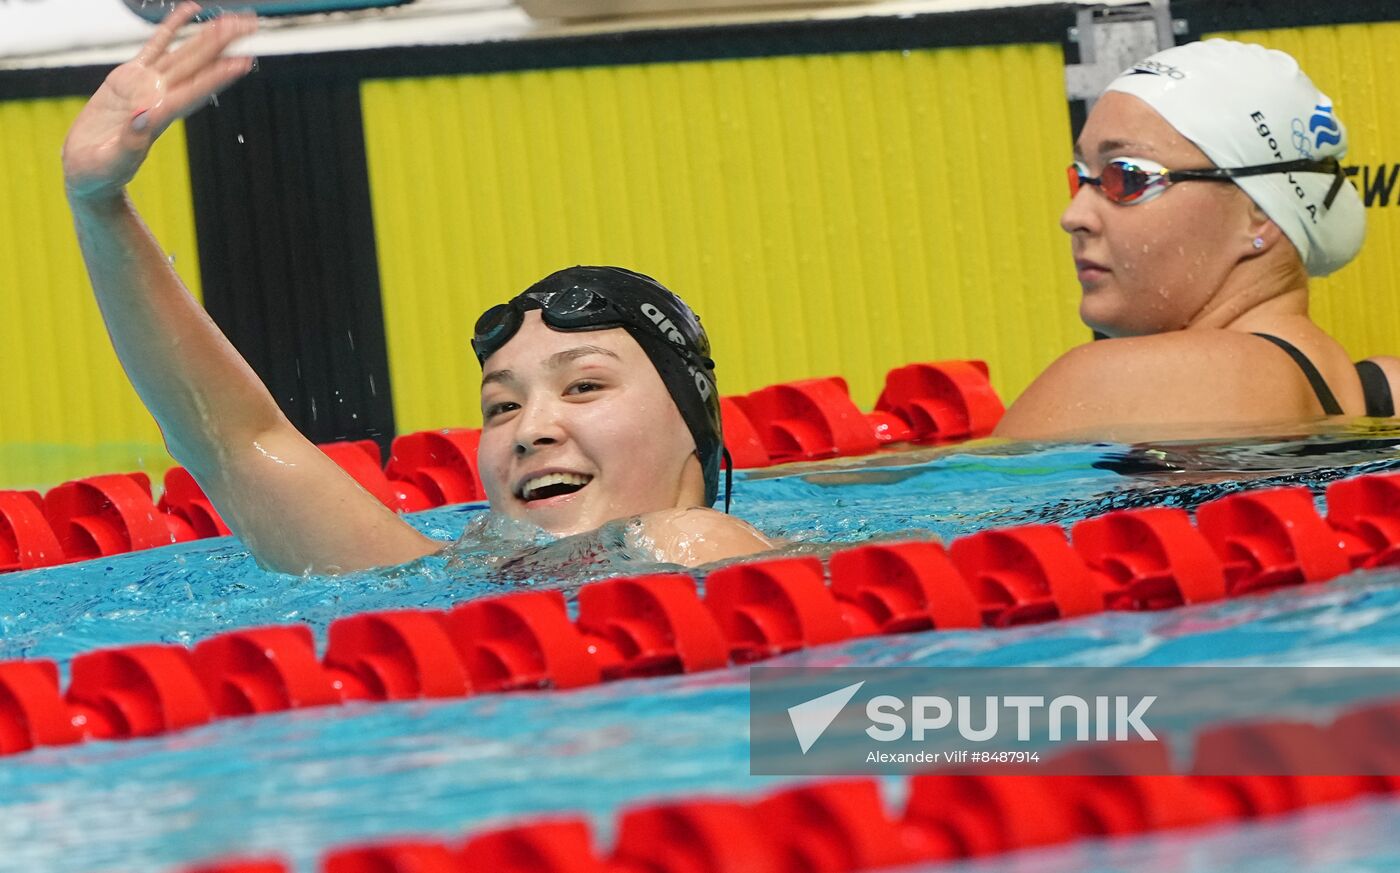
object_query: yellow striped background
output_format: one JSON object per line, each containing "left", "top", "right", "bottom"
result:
{"left": 362, "top": 44, "right": 1085, "bottom": 433}
{"left": 0, "top": 98, "right": 197, "bottom": 488}
{"left": 10, "top": 21, "right": 1396, "bottom": 492}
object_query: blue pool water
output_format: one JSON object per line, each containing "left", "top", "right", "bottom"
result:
{"left": 3, "top": 431, "right": 1400, "bottom": 872}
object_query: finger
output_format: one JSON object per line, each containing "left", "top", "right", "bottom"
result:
{"left": 159, "top": 13, "right": 257, "bottom": 85}
{"left": 134, "top": 1, "right": 202, "bottom": 66}
{"left": 147, "top": 55, "right": 255, "bottom": 130}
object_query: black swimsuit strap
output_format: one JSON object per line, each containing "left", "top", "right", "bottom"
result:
{"left": 1355, "top": 360, "right": 1396, "bottom": 418}
{"left": 1252, "top": 333, "right": 1344, "bottom": 416}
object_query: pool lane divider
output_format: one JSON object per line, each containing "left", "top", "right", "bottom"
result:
{"left": 2, "top": 470, "right": 1399, "bottom": 754}
{"left": 0, "top": 360, "right": 1002, "bottom": 572}
{"left": 179, "top": 694, "right": 1400, "bottom": 873}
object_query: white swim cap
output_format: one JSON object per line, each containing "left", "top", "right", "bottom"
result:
{"left": 1104, "top": 39, "right": 1365, "bottom": 277}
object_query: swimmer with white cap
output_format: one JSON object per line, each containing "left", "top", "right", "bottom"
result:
{"left": 61, "top": 4, "right": 773, "bottom": 574}
{"left": 997, "top": 39, "right": 1399, "bottom": 440}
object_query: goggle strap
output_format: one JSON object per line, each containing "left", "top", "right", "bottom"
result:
{"left": 1172, "top": 157, "right": 1347, "bottom": 210}
{"left": 1324, "top": 166, "right": 1347, "bottom": 209}
{"left": 1169, "top": 157, "right": 1341, "bottom": 182}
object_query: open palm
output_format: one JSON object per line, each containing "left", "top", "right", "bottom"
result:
{"left": 63, "top": 2, "right": 256, "bottom": 200}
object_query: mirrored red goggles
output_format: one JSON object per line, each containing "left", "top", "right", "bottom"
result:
{"left": 1067, "top": 156, "right": 1346, "bottom": 207}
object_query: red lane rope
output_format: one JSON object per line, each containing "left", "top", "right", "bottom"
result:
{"left": 3, "top": 361, "right": 1396, "bottom": 872}
{"left": 179, "top": 693, "right": 1400, "bottom": 873}
{"left": 0, "top": 360, "right": 1000, "bottom": 570}
{"left": 0, "top": 469, "right": 1395, "bottom": 753}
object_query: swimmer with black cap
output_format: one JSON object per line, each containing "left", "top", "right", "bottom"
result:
{"left": 997, "top": 39, "right": 1399, "bottom": 440}
{"left": 61, "top": 4, "right": 772, "bottom": 574}
{"left": 468, "top": 265, "right": 771, "bottom": 561}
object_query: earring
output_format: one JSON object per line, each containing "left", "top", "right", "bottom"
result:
{"left": 1252, "top": 237, "right": 1265, "bottom": 250}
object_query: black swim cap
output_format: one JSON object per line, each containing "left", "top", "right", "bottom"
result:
{"left": 472, "top": 266, "right": 724, "bottom": 507}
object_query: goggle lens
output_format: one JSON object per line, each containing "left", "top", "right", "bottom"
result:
{"left": 1103, "top": 160, "right": 1161, "bottom": 203}
{"left": 473, "top": 302, "right": 518, "bottom": 349}
{"left": 472, "top": 288, "right": 634, "bottom": 362}
{"left": 1067, "top": 159, "right": 1169, "bottom": 204}
{"left": 1067, "top": 163, "right": 1085, "bottom": 197}
{"left": 548, "top": 287, "right": 613, "bottom": 323}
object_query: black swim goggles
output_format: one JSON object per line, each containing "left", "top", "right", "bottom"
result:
{"left": 471, "top": 287, "right": 715, "bottom": 372}
{"left": 1069, "top": 155, "right": 1347, "bottom": 208}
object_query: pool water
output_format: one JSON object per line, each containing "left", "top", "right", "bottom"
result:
{"left": 3, "top": 429, "right": 1400, "bottom": 872}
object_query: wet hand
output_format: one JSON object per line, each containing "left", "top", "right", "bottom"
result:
{"left": 62, "top": 2, "right": 256, "bottom": 202}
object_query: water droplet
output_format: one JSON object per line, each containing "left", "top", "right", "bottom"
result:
{"left": 236, "top": 134, "right": 245, "bottom": 144}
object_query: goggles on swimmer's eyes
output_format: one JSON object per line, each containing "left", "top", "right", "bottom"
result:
{"left": 1068, "top": 155, "right": 1347, "bottom": 208}
{"left": 471, "top": 286, "right": 716, "bottom": 372}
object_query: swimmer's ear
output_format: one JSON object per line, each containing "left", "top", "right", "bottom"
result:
{"left": 1242, "top": 200, "right": 1286, "bottom": 257}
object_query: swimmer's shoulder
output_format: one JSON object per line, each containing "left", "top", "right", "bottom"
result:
{"left": 995, "top": 330, "right": 1321, "bottom": 440}
{"left": 635, "top": 507, "right": 776, "bottom": 567}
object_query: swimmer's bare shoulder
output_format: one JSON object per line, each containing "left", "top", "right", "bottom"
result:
{"left": 996, "top": 330, "right": 1325, "bottom": 441}
{"left": 634, "top": 507, "right": 776, "bottom": 567}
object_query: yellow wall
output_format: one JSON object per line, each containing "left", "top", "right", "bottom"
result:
{"left": 362, "top": 44, "right": 1085, "bottom": 433}
{"left": 0, "top": 98, "right": 197, "bottom": 489}
{"left": 16, "top": 22, "right": 1392, "bottom": 492}
{"left": 1210, "top": 22, "right": 1400, "bottom": 361}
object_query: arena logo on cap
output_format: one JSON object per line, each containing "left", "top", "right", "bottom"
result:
{"left": 639, "top": 302, "right": 713, "bottom": 400}
{"left": 640, "top": 303, "right": 687, "bottom": 347}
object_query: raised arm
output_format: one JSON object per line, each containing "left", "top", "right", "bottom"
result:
{"left": 62, "top": 3, "right": 441, "bottom": 574}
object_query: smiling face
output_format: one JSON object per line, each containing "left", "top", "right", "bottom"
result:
{"left": 1063, "top": 92, "right": 1263, "bottom": 337}
{"left": 476, "top": 311, "right": 706, "bottom": 535}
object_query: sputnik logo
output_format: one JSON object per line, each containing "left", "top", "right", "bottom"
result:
{"left": 787, "top": 681, "right": 864, "bottom": 754}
